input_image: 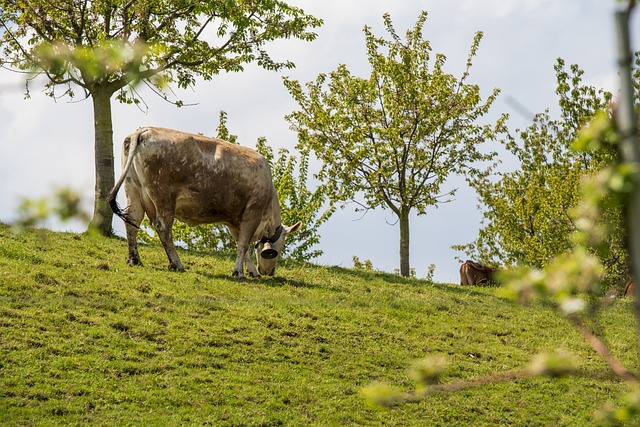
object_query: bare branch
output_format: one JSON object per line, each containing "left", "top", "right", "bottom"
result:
{"left": 568, "top": 314, "right": 638, "bottom": 383}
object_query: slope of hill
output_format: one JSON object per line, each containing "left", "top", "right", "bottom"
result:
{"left": 0, "top": 223, "right": 637, "bottom": 426}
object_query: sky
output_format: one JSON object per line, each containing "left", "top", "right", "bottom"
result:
{"left": 0, "top": 0, "right": 638, "bottom": 283}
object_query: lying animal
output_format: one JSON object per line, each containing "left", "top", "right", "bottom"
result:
{"left": 460, "top": 260, "right": 498, "bottom": 286}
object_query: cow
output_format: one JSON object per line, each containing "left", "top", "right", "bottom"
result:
{"left": 107, "top": 126, "right": 301, "bottom": 278}
{"left": 460, "top": 260, "right": 498, "bottom": 286}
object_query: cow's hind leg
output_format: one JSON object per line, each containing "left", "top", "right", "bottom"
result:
{"left": 226, "top": 226, "right": 245, "bottom": 278}
{"left": 126, "top": 223, "right": 143, "bottom": 266}
{"left": 232, "top": 240, "right": 249, "bottom": 278}
{"left": 153, "top": 212, "right": 184, "bottom": 271}
{"left": 123, "top": 189, "right": 145, "bottom": 266}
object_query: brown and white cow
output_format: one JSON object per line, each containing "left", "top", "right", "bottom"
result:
{"left": 107, "top": 127, "right": 301, "bottom": 278}
{"left": 460, "top": 260, "right": 498, "bottom": 286}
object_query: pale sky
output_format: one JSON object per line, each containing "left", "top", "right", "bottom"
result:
{"left": 0, "top": 1, "right": 638, "bottom": 283}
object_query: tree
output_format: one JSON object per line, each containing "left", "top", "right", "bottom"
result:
{"left": 284, "top": 11, "right": 505, "bottom": 276}
{"left": 138, "top": 111, "right": 334, "bottom": 262}
{"left": 457, "top": 59, "right": 631, "bottom": 288}
{"left": 0, "top": 0, "right": 322, "bottom": 236}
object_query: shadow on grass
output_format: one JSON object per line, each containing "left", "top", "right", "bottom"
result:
{"left": 191, "top": 269, "right": 319, "bottom": 290}
{"left": 138, "top": 244, "right": 498, "bottom": 297}
{"left": 258, "top": 275, "right": 321, "bottom": 289}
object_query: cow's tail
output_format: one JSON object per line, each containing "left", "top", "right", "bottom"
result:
{"left": 106, "top": 128, "right": 145, "bottom": 228}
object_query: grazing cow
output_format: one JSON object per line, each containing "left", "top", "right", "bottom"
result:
{"left": 460, "top": 260, "right": 497, "bottom": 286}
{"left": 623, "top": 279, "right": 634, "bottom": 298}
{"left": 107, "top": 127, "right": 301, "bottom": 278}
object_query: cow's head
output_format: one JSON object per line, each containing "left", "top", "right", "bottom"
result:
{"left": 256, "top": 221, "right": 302, "bottom": 276}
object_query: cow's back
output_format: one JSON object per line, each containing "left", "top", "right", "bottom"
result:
{"left": 127, "top": 127, "right": 275, "bottom": 227}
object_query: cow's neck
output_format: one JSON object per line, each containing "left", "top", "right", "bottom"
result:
{"left": 258, "top": 194, "right": 282, "bottom": 238}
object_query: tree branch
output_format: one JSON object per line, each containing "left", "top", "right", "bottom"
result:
{"left": 567, "top": 314, "right": 637, "bottom": 383}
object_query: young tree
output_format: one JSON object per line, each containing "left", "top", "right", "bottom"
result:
{"left": 0, "top": 1, "right": 322, "bottom": 236}
{"left": 457, "top": 59, "right": 630, "bottom": 288}
{"left": 284, "top": 11, "right": 505, "bottom": 276}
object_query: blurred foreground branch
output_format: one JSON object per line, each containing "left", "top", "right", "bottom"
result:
{"left": 11, "top": 187, "right": 89, "bottom": 234}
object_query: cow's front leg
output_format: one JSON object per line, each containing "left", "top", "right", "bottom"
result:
{"left": 244, "top": 251, "right": 260, "bottom": 278}
{"left": 233, "top": 239, "right": 261, "bottom": 278}
{"left": 232, "top": 244, "right": 247, "bottom": 278}
{"left": 226, "top": 226, "right": 245, "bottom": 278}
{"left": 231, "top": 220, "right": 260, "bottom": 278}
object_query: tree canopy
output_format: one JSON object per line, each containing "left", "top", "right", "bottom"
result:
{"left": 0, "top": 1, "right": 322, "bottom": 99}
{"left": 284, "top": 11, "right": 505, "bottom": 276}
{"left": 0, "top": 0, "right": 322, "bottom": 235}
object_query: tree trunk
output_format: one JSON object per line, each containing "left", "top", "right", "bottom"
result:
{"left": 614, "top": 8, "right": 640, "bottom": 349}
{"left": 88, "top": 86, "right": 115, "bottom": 236}
{"left": 399, "top": 207, "right": 411, "bottom": 277}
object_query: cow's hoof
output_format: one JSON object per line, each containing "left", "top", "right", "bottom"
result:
{"left": 232, "top": 270, "right": 245, "bottom": 279}
{"left": 248, "top": 271, "right": 261, "bottom": 278}
{"left": 169, "top": 264, "right": 185, "bottom": 272}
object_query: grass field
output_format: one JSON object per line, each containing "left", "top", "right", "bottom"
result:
{"left": 1, "top": 223, "right": 638, "bottom": 426}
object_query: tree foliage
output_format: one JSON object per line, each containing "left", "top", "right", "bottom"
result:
{"left": 10, "top": 187, "right": 90, "bottom": 234}
{"left": 0, "top": 0, "right": 322, "bottom": 99}
{"left": 0, "top": 0, "right": 322, "bottom": 235}
{"left": 457, "top": 59, "right": 633, "bottom": 287}
{"left": 284, "top": 11, "right": 505, "bottom": 276}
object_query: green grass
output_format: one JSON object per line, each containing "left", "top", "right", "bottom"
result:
{"left": 0, "top": 223, "right": 638, "bottom": 426}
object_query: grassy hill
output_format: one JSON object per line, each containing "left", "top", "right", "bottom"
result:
{"left": 0, "top": 223, "right": 637, "bottom": 426}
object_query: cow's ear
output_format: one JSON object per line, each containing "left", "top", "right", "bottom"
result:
{"left": 285, "top": 221, "right": 302, "bottom": 235}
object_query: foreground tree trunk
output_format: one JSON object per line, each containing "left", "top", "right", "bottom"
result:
{"left": 88, "top": 87, "right": 115, "bottom": 236}
{"left": 399, "top": 208, "right": 411, "bottom": 277}
{"left": 614, "top": 7, "right": 640, "bottom": 350}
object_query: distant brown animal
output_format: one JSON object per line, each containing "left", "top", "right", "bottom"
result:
{"left": 107, "top": 126, "right": 301, "bottom": 278}
{"left": 623, "top": 279, "right": 634, "bottom": 298}
{"left": 460, "top": 260, "right": 498, "bottom": 286}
